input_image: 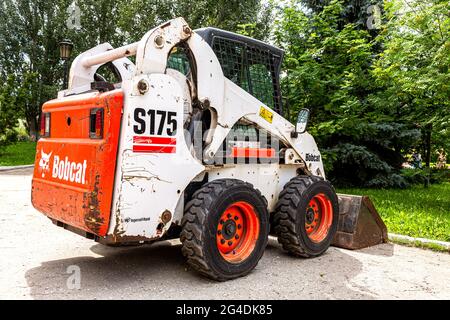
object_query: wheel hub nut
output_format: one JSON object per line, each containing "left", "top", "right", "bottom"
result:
{"left": 306, "top": 207, "right": 315, "bottom": 224}
{"left": 137, "top": 79, "right": 149, "bottom": 94}
{"left": 222, "top": 220, "right": 237, "bottom": 240}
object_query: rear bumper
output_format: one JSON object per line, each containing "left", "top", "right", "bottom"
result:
{"left": 31, "top": 177, "right": 105, "bottom": 235}
{"left": 45, "top": 216, "right": 160, "bottom": 246}
{"left": 31, "top": 90, "right": 124, "bottom": 237}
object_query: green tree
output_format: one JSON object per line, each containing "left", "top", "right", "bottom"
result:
{"left": 116, "top": 0, "right": 274, "bottom": 42}
{"left": 0, "top": 76, "right": 22, "bottom": 148}
{"left": 275, "top": 0, "right": 420, "bottom": 187}
{"left": 0, "top": 0, "right": 73, "bottom": 138}
{"left": 373, "top": 0, "right": 450, "bottom": 169}
{"left": 301, "top": 0, "right": 383, "bottom": 30}
{"left": 0, "top": 0, "right": 273, "bottom": 139}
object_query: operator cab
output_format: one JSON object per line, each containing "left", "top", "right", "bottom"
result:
{"left": 88, "top": 27, "right": 285, "bottom": 116}
{"left": 165, "top": 28, "right": 286, "bottom": 164}
{"left": 167, "top": 27, "right": 284, "bottom": 115}
{"left": 195, "top": 28, "right": 284, "bottom": 115}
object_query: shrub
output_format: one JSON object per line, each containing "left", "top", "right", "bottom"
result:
{"left": 0, "top": 75, "right": 22, "bottom": 150}
{"left": 401, "top": 168, "right": 450, "bottom": 185}
{"left": 320, "top": 123, "right": 420, "bottom": 188}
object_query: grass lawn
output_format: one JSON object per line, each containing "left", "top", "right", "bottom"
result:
{"left": 338, "top": 183, "right": 450, "bottom": 242}
{"left": 0, "top": 141, "right": 37, "bottom": 166}
{"left": 1, "top": 140, "right": 448, "bottom": 243}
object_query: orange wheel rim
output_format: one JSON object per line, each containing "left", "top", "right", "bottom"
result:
{"left": 305, "top": 193, "right": 333, "bottom": 243}
{"left": 216, "top": 201, "right": 260, "bottom": 263}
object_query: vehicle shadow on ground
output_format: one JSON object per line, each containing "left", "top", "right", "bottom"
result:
{"left": 346, "top": 242, "right": 395, "bottom": 257}
{"left": 25, "top": 237, "right": 377, "bottom": 299}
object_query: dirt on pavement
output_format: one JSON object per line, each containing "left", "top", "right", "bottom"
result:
{"left": 0, "top": 168, "right": 449, "bottom": 300}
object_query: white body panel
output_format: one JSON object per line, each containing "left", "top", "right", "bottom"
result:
{"left": 107, "top": 74, "right": 204, "bottom": 240}
{"left": 62, "top": 17, "right": 326, "bottom": 242}
{"left": 206, "top": 79, "right": 325, "bottom": 177}
{"left": 207, "top": 164, "right": 300, "bottom": 212}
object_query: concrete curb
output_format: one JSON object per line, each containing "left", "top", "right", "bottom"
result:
{"left": 0, "top": 164, "right": 34, "bottom": 172}
{"left": 389, "top": 233, "right": 450, "bottom": 252}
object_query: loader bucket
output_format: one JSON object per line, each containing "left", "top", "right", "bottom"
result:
{"left": 332, "top": 194, "right": 388, "bottom": 250}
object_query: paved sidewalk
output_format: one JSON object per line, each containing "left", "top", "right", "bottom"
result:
{"left": 1, "top": 168, "right": 449, "bottom": 299}
{"left": 0, "top": 164, "right": 34, "bottom": 172}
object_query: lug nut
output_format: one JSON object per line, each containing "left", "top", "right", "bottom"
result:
{"left": 161, "top": 210, "right": 172, "bottom": 224}
{"left": 217, "top": 230, "right": 221, "bottom": 235}
{"left": 234, "top": 216, "right": 239, "bottom": 220}
{"left": 235, "top": 234, "right": 239, "bottom": 240}
{"left": 137, "top": 79, "right": 149, "bottom": 94}
{"left": 183, "top": 25, "right": 191, "bottom": 35}
{"left": 227, "top": 213, "right": 232, "bottom": 219}
{"left": 154, "top": 35, "right": 165, "bottom": 48}
{"left": 237, "top": 224, "right": 242, "bottom": 230}
{"left": 221, "top": 239, "right": 225, "bottom": 244}
{"left": 228, "top": 241, "right": 233, "bottom": 246}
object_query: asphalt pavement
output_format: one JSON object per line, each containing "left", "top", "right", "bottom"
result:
{"left": 1, "top": 168, "right": 449, "bottom": 299}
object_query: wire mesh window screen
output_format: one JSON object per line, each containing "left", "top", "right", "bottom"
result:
{"left": 211, "top": 37, "right": 249, "bottom": 92}
{"left": 167, "top": 46, "right": 191, "bottom": 76}
{"left": 212, "top": 36, "right": 280, "bottom": 110}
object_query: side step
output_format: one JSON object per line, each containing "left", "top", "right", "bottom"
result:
{"left": 332, "top": 194, "right": 388, "bottom": 250}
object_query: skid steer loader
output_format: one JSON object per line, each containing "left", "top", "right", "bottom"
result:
{"left": 31, "top": 18, "right": 386, "bottom": 281}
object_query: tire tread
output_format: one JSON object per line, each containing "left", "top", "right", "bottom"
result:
{"left": 180, "top": 179, "right": 267, "bottom": 281}
{"left": 273, "top": 175, "right": 332, "bottom": 258}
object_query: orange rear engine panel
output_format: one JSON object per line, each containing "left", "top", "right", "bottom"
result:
{"left": 31, "top": 90, "right": 123, "bottom": 237}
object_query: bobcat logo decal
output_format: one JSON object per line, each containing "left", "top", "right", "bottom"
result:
{"left": 38, "top": 150, "right": 52, "bottom": 177}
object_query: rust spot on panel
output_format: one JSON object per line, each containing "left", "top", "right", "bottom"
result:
{"left": 156, "top": 223, "right": 164, "bottom": 236}
{"left": 110, "top": 202, "right": 157, "bottom": 244}
{"left": 31, "top": 90, "right": 124, "bottom": 238}
{"left": 101, "top": 233, "right": 155, "bottom": 246}
{"left": 83, "top": 174, "right": 104, "bottom": 234}
{"left": 112, "top": 207, "right": 126, "bottom": 240}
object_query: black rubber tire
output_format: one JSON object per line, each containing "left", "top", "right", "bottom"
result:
{"left": 273, "top": 175, "right": 339, "bottom": 258}
{"left": 180, "top": 179, "right": 269, "bottom": 281}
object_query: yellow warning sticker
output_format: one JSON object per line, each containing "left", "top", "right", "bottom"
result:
{"left": 259, "top": 106, "right": 273, "bottom": 123}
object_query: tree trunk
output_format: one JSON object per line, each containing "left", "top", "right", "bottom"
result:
{"left": 27, "top": 114, "right": 38, "bottom": 142}
{"left": 425, "top": 123, "right": 432, "bottom": 168}
{"left": 424, "top": 123, "right": 433, "bottom": 188}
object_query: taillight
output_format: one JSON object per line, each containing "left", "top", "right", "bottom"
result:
{"left": 90, "top": 108, "right": 104, "bottom": 139}
{"left": 40, "top": 112, "right": 50, "bottom": 137}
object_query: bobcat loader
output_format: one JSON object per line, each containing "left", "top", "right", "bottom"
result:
{"left": 31, "top": 18, "right": 386, "bottom": 281}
